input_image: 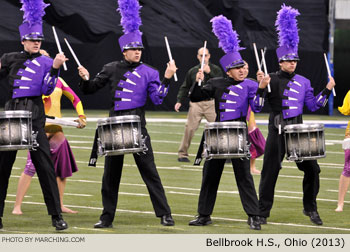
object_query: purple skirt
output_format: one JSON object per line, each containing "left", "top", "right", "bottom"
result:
{"left": 248, "top": 128, "right": 266, "bottom": 159}
{"left": 343, "top": 149, "right": 350, "bottom": 177}
{"left": 24, "top": 137, "right": 78, "bottom": 178}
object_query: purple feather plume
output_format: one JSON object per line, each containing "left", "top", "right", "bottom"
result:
{"left": 117, "top": 0, "right": 142, "bottom": 35}
{"left": 275, "top": 4, "right": 300, "bottom": 49}
{"left": 210, "top": 15, "right": 244, "bottom": 54}
{"left": 20, "top": 0, "right": 49, "bottom": 27}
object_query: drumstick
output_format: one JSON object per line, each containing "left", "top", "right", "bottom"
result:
{"left": 323, "top": 53, "right": 336, "bottom": 97}
{"left": 64, "top": 38, "right": 89, "bottom": 81}
{"left": 52, "top": 26, "right": 67, "bottom": 71}
{"left": 164, "top": 36, "right": 178, "bottom": 82}
{"left": 261, "top": 49, "right": 271, "bottom": 93}
{"left": 260, "top": 47, "right": 266, "bottom": 70}
{"left": 253, "top": 43, "right": 261, "bottom": 72}
{"left": 45, "top": 116, "right": 79, "bottom": 127}
{"left": 198, "top": 40, "right": 207, "bottom": 86}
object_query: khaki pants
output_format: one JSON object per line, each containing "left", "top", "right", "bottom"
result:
{"left": 178, "top": 100, "right": 216, "bottom": 158}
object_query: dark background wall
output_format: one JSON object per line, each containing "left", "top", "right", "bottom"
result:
{"left": 0, "top": 0, "right": 346, "bottom": 114}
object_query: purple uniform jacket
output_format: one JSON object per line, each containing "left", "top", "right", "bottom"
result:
{"left": 114, "top": 64, "right": 168, "bottom": 111}
{"left": 257, "top": 71, "right": 330, "bottom": 120}
{"left": 79, "top": 60, "right": 169, "bottom": 111}
{"left": 281, "top": 74, "right": 328, "bottom": 119}
{"left": 0, "top": 52, "right": 59, "bottom": 98}
{"left": 203, "top": 77, "right": 264, "bottom": 122}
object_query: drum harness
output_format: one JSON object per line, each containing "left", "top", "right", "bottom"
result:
{"left": 274, "top": 113, "right": 302, "bottom": 135}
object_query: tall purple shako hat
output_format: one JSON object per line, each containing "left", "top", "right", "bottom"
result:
{"left": 275, "top": 4, "right": 300, "bottom": 62}
{"left": 18, "top": 0, "right": 49, "bottom": 41}
{"left": 117, "top": 0, "right": 144, "bottom": 52}
{"left": 210, "top": 15, "right": 245, "bottom": 72}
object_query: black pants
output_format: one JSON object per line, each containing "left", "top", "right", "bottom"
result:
{"left": 99, "top": 127, "right": 171, "bottom": 223}
{"left": 197, "top": 158, "right": 259, "bottom": 217}
{"left": 0, "top": 123, "right": 61, "bottom": 217}
{"left": 258, "top": 123, "right": 321, "bottom": 218}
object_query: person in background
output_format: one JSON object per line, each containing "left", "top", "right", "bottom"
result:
{"left": 335, "top": 90, "right": 350, "bottom": 212}
{"left": 12, "top": 50, "right": 86, "bottom": 215}
{"left": 175, "top": 47, "right": 222, "bottom": 162}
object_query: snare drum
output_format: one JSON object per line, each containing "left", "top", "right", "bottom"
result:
{"left": 284, "top": 123, "right": 325, "bottom": 161}
{"left": 97, "top": 115, "right": 143, "bottom": 156}
{"left": 204, "top": 121, "right": 249, "bottom": 159}
{"left": 0, "top": 110, "right": 33, "bottom": 151}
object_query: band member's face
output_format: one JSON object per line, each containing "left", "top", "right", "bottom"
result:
{"left": 243, "top": 63, "right": 249, "bottom": 79}
{"left": 197, "top": 48, "right": 210, "bottom": 65}
{"left": 227, "top": 66, "right": 245, "bottom": 81}
{"left": 22, "top": 40, "right": 42, "bottom": 54}
{"left": 279, "top": 60, "right": 297, "bottom": 74}
{"left": 123, "top": 48, "right": 142, "bottom": 63}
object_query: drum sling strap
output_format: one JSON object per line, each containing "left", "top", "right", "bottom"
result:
{"left": 88, "top": 129, "right": 99, "bottom": 167}
{"left": 194, "top": 132, "right": 205, "bottom": 166}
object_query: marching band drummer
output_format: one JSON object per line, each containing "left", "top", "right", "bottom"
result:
{"left": 0, "top": 0, "right": 68, "bottom": 230}
{"left": 12, "top": 49, "right": 86, "bottom": 216}
{"left": 77, "top": 0, "right": 177, "bottom": 228}
{"left": 256, "top": 4, "right": 335, "bottom": 226}
{"left": 188, "top": 15, "right": 267, "bottom": 230}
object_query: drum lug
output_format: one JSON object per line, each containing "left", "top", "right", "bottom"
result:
{"left": 288, "top": 150, "right": 299, "bottom": 162}
{"left": 203, "top": 142, "right": 211, "bottom": 160}
{"left": 137, "top": 135, "right": 148, "bottom": 155}
{"left": 31, "top": 131, "right": 39, "bottom": 151}
{"left": 97, "top": 137, "right": 105, "bottom": 156}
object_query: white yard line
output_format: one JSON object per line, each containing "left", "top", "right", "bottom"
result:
{"left": 3, "top": 200, "right": 350, "bottom": 233}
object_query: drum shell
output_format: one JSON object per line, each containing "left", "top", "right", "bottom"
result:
{"left": 97, "top": 115, "right": 142, "bottom": 156}
{"left": 204, "top": 121, "right": 249, "bottom": 159}
{"left": 0, "top": 110, "right": 33, "bottom": 151}
{"left": 284, "top": 123, "right": 325, "bottom": 161}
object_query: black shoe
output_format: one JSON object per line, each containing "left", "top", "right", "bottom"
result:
{"left": 0, "top": 217, "right": 3, "bottom": 229}
{"left": 178, "top": 157, "right": 190, "bottom": 162}
{"left": 259, "top": 216, "right": 267, "bottom": 225}
{"left": 189, "top": 215, "right": 212, "bottom": 226}
{"left": 51, "top": 215, "right": 68, "bottom": 231}
{"left": 161, "top": 214, "right": 175, "bottom": 226}
{"left": 247, "top": 216, "right": 261, "bottom": 230}
{"left": 303, "top": 210, "right": 323, "bottom": 225}
{"left": 94, "top": 220, "right": 113, "bottom": 228}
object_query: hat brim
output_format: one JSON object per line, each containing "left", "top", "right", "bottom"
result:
{"left": 226, "top": 62, "right": 245, "bottom": 70}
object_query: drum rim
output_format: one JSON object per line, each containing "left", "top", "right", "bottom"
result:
{"left": 205, "top": 121, "right": 246, "bottom": 129}
{"left": 286, "top": 153, "right": 326, "bottom": 161}
{"left": 101, "top": 147, "right": 144, "bottom": 156}
{"left": 206, "top": 153, "right": 249, "bottom": 159}
{"left": 0, "top": 110, "right": 32, "bottom": 118}
{"left": 97, "top": 115, "right": 141, "bottom": 125}
{"left": 0, "top": 145, "right": 33, "bottom": 150}
{"left": 284, "top": 123, "right": 324, "bottom": 132}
